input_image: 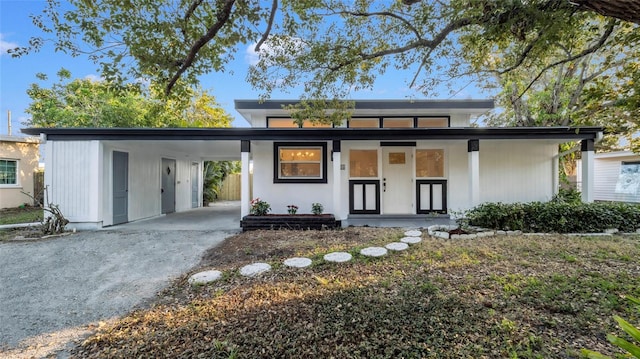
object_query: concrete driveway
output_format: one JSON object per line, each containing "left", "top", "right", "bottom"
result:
{"left": 0, "top": 202, "right": 240, "bottom": 358}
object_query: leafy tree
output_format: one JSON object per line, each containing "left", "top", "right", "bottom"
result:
{"left": 203, "top": 161, "right": 241, "bottom": 205}
{"left": 10, "top": 0, "right": 639, "bottom": 101}
{"left": 25, "top": 69, "right": 232, "bottom": 128}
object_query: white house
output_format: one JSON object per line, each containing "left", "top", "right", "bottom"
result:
{"left": 23, "top": 99, "right": 603, "bottom": 229}
{"left": 587, "top": 151, "right": 640, "bottom": 203}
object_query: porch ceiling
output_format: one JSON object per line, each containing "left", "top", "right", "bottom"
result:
{"left": 102, "top": 140, "right": 241, "bottom": 161}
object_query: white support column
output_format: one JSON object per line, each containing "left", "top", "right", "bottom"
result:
{"left": 552, "top": 153, "right": 560, "bottom": 197}
{"left": 241, "top": 140, "right": 251, "bottom": 217}
{"left": 581, "top": 139, "right": 595, "bottom": 203}
{"left": 332, "top": 140, "right": 342, "bottom": 221}
{"left": 468, "top": 139, "right": 480, "bottom": 207}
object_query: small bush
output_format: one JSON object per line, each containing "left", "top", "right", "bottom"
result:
{"left": 249, "top": 198, "right": 271, "bottom": 216}
{"left": 467, "top": 201, "right": 640, "bottom": 233}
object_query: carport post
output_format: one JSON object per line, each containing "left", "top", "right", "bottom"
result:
{"left": 241, "top": 140, "right": 251, "bottom": 217}
{"left": 581, "top": 139, "right": 594, "bottom": 203}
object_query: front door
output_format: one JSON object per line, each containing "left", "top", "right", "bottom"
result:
{"left": 112, "top": 151, "right": 129, "bottom": 225}
{"left": 161, "top": 158, "right": 176, "bottom": 214}
{"left": 382, "top": 147, "right": 413, "bottom": 214}
{"left": 191, "top": 162, "right": 199, "bottom": 208}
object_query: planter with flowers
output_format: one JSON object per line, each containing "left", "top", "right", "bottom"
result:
{"left": 241, "top": 199, "right": 337, "bottom": 231}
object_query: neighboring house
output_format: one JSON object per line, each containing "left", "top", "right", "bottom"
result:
{"left": 23, "top": 99, "right": 603, "bottom": 229}
{"left": 0, "top": 135, "right": 40, "bottom": 209}
{"left": 587, "top": 151, "right": 640, "bottom": 203}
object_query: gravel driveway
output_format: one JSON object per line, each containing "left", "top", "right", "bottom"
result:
{"left": 0, "top": 204, "right": 239, "bottom": 358}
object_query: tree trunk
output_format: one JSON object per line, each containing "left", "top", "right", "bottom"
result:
{"left": 572, "top": 0, "right": 640, "bottom": 24}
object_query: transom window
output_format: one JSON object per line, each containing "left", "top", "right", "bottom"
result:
{"left": 0, "top": 159, "right": 18, "bottom": 185}
{"left": 267, "top": 118, "right": 332, "bottom": 128}
{"left": 417, "top": 117, "right": 449, "bottom": 128}
{"left": 416, "top": 149, "right": 444, "bottom": 177}
{"left": 348, "top": 118, "right": 380, "bottom": 128}
{"left": 274, "top": 142, "right": 327, "bottom": 183}
{"left": 383, "top": 118, "right": 413, "bottom": 128}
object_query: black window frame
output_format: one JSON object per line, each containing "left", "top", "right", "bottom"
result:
{"left": 273, "top": 142, "right": 328, "bottom": 183}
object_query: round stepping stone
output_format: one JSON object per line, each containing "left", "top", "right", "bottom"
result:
{"left": 360, "top": 247, "right": 388, "bottom": 257}
{"left": 323, "top": 252, "right": 352, "bottom": 263}
{"left": 283, "top": 257, "right": 313, "bottom": 268}
{"left": 385, "top": 242, "right": 409, "bottom": 251}
{"left": 239, "top": 262, "right": 271, "bottom": 277}
{"left": 400, "top": 236, "right": 422, "bottom": 244}
{"left": 188, "top": 270, "right": 222, "bottom": 285}
{"left": 404, "top": 230, "right": 422, "bottom": 237}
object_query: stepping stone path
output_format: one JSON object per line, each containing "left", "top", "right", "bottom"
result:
{"left": 240, "top": 262, "right": 271, "bottom": 277}
{"left": 404, "top": 230, "right": 422, "bottom": 237}
{"left": 385, "top": 242, "right": 409, "bottom": 251}
{"left": 190, "top": 230, "right": 426, "bottom": 287}
{"left": 188, "top": 270, "right": 223, "bottom": 285}
{"left": 284, "top": 257, "right": 313, "bottom": 268}
{"left": 360, "top": 247, "right": 388, "bottom": 257}
{"left": 400, "top": 236, "right": 422, "bottom": 244}
{"left": 323, "top": 252, "right": 352, "bottom": 263}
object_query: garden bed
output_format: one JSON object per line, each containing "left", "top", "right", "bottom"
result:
{"left": 241, "top": 214, "right": 338, "bottom": 231}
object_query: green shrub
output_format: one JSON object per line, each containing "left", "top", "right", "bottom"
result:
{"left": 466, "top": 201, "right": 640, "bottom": 233}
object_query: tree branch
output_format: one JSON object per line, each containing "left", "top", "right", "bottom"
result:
{"left": 166, "top": 0, "right": 236, "bottom": 95}
{"left": 514, "top": 19, "right": 616, "bottom": 102}
{"left": 327, "top": 17, "right": 472, "bottom": 72}
{"left": 255, "top": 0, "right": 278, "bottom": 52}
{"left": 336, "top": 10, "right": 423, "bottom": 40}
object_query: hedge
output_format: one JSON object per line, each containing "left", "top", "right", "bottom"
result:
{"left": 466, "top": 201, "right": 640, "bottom": 233}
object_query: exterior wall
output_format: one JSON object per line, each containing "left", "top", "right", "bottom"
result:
{"left": 0, "top": 137, "right": 40, "bottom": 209}
{"left": 593, "top": 153, "right": 640, "bottom": 203}
{"left": 101, "top": 142, "right": 202, "bottom": 227}
{"left": 251, "top": 140, "right": 335, "bottom": 215}
{"left": 479, "top": 140, "right": 557, "bottom": 204}
{"left": 46, "top": 140, "right": 102, "bottom": 228}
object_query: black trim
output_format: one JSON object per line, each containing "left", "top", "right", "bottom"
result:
{"left": 332, "top": 140, "right": 341, "bottom": 152}
{"left": 416, "top": 180, "right": 447, "bottom": 214}
{"left": 273, "top": 142, "right": 328, "bottom": 184}
{"left": 22, "top": 127, "right": 604, "bottom": 141}
{"left": 241, "top": 140, "right": 250, "bottom": 153}
{"left": 349, "top": 180, "right": 380, "bottom": 214}
{"left": 468, "top": 139, "right": 480, "bottom": 152}
{"left": 581, "top": 139, "right": 594, "bottom": 152}
{"left": 381, "top": 141, "right": 417, "bottom": 147}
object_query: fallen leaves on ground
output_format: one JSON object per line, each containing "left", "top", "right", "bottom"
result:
{"left": 72, "top": 228, "right": 640, "bottom": 358}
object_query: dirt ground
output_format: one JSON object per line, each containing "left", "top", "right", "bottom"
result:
{"left": 197, "top": 227, "right": 403, "bottom": 271}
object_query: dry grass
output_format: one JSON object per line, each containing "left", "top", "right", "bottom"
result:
{"left": 72, "top": 228, "right": 640, "bottom": 358}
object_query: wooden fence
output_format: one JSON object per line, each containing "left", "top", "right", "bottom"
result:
{"left": 33, "top": 170, "right": 44, "bottom": 205}
{"left": 217, "top": 173, "right": 252, "bottom": 201}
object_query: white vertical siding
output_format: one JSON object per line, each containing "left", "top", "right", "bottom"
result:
{"left": 479, "top": 141, "right": 556, "bottom": 204}
{"left": 48, "top": 141, "right": 101, "bottom": 224}
{"left": 594, "top": 155, "right": 640, "bottom": 203}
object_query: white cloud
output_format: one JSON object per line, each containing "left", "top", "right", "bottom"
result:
{"left": 84, "top": 74, "right": 103, "bottom": 82}
{"left": 0, "top": 33, "right": 18, "bottom": 56}
{"left": 245, "top": 36, "right": 305, "bottom": 66}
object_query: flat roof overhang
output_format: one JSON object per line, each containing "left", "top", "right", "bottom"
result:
{"left": 23, "top": 127, "right": 603, "bottom": 142}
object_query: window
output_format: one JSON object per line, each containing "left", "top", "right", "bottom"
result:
{"left": 416, "top": 149, "right": 444, "bottom": 177}
{"left": 267, "top": 118, "right": 332, "bottom": 128}
{"left": 383, "top": 118, "right": 413, "bottom": 128}
{"left": 417, "top": 117, "right": 449, "bottom": 128}
{"left": 615, "top": 161, "right": 640, "bottom": 195}
{"left": 274, "top": 142, "right": 327, "bottom": 183}
{"left": 348, "top": 118, "right": 380, "bottom": 128}
{"left": 0, "top": 159, "right": 18, "bottom": 186}
{"left": 350, "top": 150, "right": 378, "bottom": 177}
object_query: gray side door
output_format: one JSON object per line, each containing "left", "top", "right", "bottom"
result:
{"left": 191, "top": 162, "right": 199, "bottom": 208}
{"left": 161, "top": 158, "right": 176, "bottom": 214}
{"left": 113, "top": 151, "right": 129, "bottom": 225}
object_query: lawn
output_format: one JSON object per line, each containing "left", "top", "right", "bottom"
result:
{"left": 0, "top": 206, "right": 43, "bottom": 225}
{"left": 72, "top": 228, "right": 640, "bottom": 358}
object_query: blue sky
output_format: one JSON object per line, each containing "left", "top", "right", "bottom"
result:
{"left": 0, "top": 0, "right": 487, "bottom": 135}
